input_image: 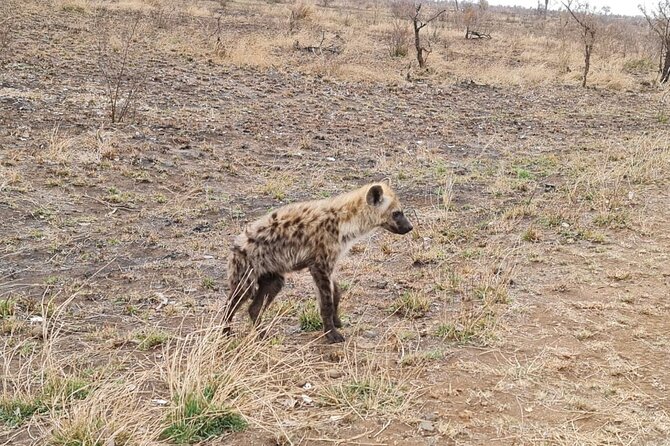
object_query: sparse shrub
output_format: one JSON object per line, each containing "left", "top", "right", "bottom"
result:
{"left": 622, "top": 57, "right": 655, "bottom": 74}
{"left": 147, "top": 0, "right": 184, "bottom": 30}
{"left": 408, "top": 2, "right": 447, "bottom": 68}
{"left": 388, "top": 19, "right": 410, "bottom": 57}
{"left": 94, "top": 11, "right": 149, "bottom": 123}
{"left": 289, "top": 1, "right": 313, "bottom": 33}
{"left": 522, "top": 226, "right": 541, "bottom": 242}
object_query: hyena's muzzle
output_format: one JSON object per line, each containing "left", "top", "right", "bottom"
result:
{"left": 385, "top": 210, "right": 413, "bottom": 235}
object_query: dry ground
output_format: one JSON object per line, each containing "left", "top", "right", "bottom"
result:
{"left": 1, "top": 0, "right": 669, "bottom": 445}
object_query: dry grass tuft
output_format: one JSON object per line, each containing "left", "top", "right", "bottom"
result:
{"left": 318, "top": 343, "right": 419, "bottom": 418}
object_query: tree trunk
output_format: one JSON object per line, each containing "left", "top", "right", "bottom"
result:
{"left": 661, "top": 44, "right": 670, "bottom": 83}
{"left": 414, "top": 22, "right": 425, "bottom": 68}
{"left": 582, "top": 43, "right": 592, "bottom": 88}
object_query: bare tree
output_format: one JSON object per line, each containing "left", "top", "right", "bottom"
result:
{"left": 563, "top": 1, "right": 598, "bottom": 88}
{"left": 408, "top": 2, "right": 447, "bottom": 68}
{"left": 640, "top": 1, "right": 670, "bottom": 83}
{"left": 95, "top": 12, "right": 147, "bottom": 123}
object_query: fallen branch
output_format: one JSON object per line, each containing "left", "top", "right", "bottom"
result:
{"left": 465, "top": 28, "right": 491, "bottom": 39}
{"left": 294, "top": 31, "right": 343, "bottom": 55}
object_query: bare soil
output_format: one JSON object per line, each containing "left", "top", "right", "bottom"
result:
{"left": 1, "top": 2, "right": 669, "bottom": 445}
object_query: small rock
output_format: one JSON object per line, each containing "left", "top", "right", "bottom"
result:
{"left": 30, "top": 327, "right": 43, "bottom": 339}
{"left": 327, "top": 369, "right": 344, "bottom": 379}
{"left": 362, "top": 330, "right": 377, "bottom": 339}
{"left": 419, "top": 421, "right": 435, "bottom": 432}
{"left": 281, "top": 397, "right": 297, "bottom": 409}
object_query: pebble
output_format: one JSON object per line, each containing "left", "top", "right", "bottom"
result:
{"left": 419, "top": 420, "right": 435, "bottom": 432}
{"left": 327, "top": 369, "right": 344, "bottom": 379}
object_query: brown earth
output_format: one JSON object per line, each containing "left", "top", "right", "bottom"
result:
{"left": 1, "top": 1, "right": 669, "bottom": 445}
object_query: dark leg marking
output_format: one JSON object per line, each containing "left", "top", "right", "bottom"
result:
{"left": 310, "top": 265, "right": 344, "bottom": 343}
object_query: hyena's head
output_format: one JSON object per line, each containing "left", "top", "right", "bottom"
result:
{"left": 366, "top": 183, "right": 413, "bottom": 235}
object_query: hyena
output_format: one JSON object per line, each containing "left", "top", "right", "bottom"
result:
{"left": 225, "top": 182, "right": 413, "bottom": 343}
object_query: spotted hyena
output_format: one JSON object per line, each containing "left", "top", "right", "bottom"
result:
{"left": 225, "top": 182, "right": 413, "bottom": 343}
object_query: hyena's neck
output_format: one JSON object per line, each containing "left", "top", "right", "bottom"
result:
{"left": 331, "top": 201, "right": 376, "bottom": 244}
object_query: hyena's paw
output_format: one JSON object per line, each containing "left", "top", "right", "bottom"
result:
{"left": 325, "top": 329, "right": 345, "bottom": 344}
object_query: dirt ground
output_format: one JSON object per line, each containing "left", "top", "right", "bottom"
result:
{"left": 1, "top": 1, "right": 669, "bottom": 445}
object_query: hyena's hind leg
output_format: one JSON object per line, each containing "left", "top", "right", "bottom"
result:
{"left": 248, "top": 273, "right": 285, "bottom": 325}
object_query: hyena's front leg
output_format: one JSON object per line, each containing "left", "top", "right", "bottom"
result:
{"left": 309, "top": 265, "right": 344, "bottom": 343}
{"left": 248, "top": 273, "right": 285, "bottom": 325}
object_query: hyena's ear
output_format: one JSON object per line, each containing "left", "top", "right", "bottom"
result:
{"left": 366, "top": 185, "right": 384, "bottom": 206}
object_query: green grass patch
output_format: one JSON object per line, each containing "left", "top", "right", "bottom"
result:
{"left": 0, "top": 398, "right": 46, "bottom": 427}
{"left": 134, "top": 328, "right": 170, "bottom": 351}
{"left": 389, "top": 292, "right": 430, "bottom": 319}
{"left": 298, "top": 302, "right": 322, "bottom": 331}
{"left": 161, "top": 388, "right": 247, "bottom": 443}
{"left": 0, "top": 298, "right": 15, "bottom": 318}
{"left": 44, "top": 376, "right": 90, "bottom": 401}
{"left": 514, "top": 167, "right": 534, "bottom": 180}
{"left": 593, "top": 211, "right": 629, "bottom": 229}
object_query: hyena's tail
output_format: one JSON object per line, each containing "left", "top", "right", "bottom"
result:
{"left": 224, "top": 249, "right": 256, "bottom": 324}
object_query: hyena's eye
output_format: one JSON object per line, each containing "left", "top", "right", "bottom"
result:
{"left": 392, "top": 210, "right": 403, "bottom": 218}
